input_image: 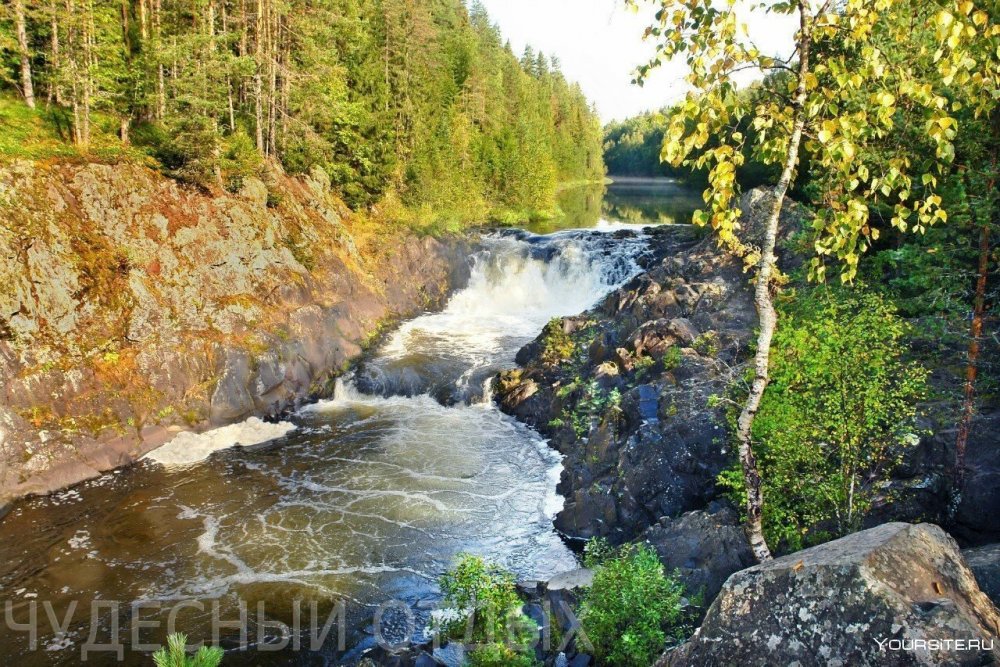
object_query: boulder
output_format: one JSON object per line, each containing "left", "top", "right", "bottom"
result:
{"left": 737, "top": 186, "right": 807, "bottom": 252}
{"left": 964, "top": 543, "right": 1000, "bottom": 607}
{"left": 546, "top": 568, "right": 595, "bottom": 591}
{"left": 641, "top": 506, "right": 756, "bottom": 604}
{"left": 659, "top": 523, "right": 1000, "bottom": 666}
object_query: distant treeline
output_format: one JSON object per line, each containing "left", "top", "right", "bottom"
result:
{"left": 603, "top": 86, "right": 782, "bottom": 191}
{"left": 0, "top": 0, "right": 604, "bottom": 219}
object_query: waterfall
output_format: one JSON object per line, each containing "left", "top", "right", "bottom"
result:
{"left": 353, "top": 228, "right": 648, "bottom": 404}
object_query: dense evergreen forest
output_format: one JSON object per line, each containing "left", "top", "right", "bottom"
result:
{"left": 603, "top": 110, "right": 673, "bottom": 178}
{"left": 603, "top": 87, "right": 780, "bottom": 191}
{"left": 0, "top": 0, "right": 604, "bottom": 222}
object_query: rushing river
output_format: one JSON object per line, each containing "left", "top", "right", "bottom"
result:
{"left": 0, "top": 179, "right": 698, "bottom": 665}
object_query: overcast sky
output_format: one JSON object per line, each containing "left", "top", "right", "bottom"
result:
{"left": 476, "top": 0, "right": 797, "bottom": 124}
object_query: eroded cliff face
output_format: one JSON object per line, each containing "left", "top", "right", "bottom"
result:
{"left": 0, "top": 160, "right": 470, "bottom": 507}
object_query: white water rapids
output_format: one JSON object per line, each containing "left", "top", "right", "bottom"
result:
{"left": 0, "top": 224, "right": 654, "bottom": 665}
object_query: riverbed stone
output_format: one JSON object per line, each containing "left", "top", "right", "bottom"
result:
{"left": 546, "top": 568, "right": 594, "bottom": 591}
{"left": 658, "top": 522, "right": 1000, "bottom": 666}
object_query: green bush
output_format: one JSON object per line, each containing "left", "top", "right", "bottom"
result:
{"left": 158, "top": 117, "right": 222, "bottom": 188}
{"left": 580, "top": 542, "right": 690, "bottom": 667}
{"left": 718, "top": 286, "right": 928, "bottom": 552}
{"left": 152, "top": 633, "right": 223, "bottom": 667}
{"left": 468, "top": 641, "right": 539, "bottom": 667}
{"left": 219, "top": 131, "right": 263, "bottom": 192}
{"left": 540, "top": 318, "right": 575, "bottom": 365}
{"left": 433, "top": 554, "right": 537, "bottom": 656}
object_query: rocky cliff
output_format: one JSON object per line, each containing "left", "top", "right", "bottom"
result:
{"left": 0, "top": 160, "right": 470, "bottom": 509}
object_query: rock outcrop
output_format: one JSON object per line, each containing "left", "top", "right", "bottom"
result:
{"left": 659, "top": 523, "right": 1000, "bottom": 667}
{"left": 496, "top": 185, "right": 1000, "bottom": 565}
{"left": 495, "top": 223, "right": 757, "bottom": 544}
{"left": 0, "top": 160, "right": 471, "bottom": 507}
{"left": 964, "top": 543, "right": 1000, "bottom": 607}
{"left": 641, "top": 505, "right": 756, "bottom": 603}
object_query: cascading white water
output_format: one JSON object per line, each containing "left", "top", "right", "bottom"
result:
{"left": 0, "top": 222, "right": 656, "bottom": 665}
{"left": 353, "top": 229, "right": 648, "bottom": 404}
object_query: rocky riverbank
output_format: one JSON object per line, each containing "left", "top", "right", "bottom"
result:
{"left": 0, "top": 160, "right": 472, "bottom": 509}
{"left": 495, "top": 188, "right": 1000, "bottom": 598}
{"left": 484, "top": 191, "right": 1000, "bottom": 667}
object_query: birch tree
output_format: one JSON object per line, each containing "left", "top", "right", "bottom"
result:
{"left": 632, "top": 0, "right": 992, "bottom": 560}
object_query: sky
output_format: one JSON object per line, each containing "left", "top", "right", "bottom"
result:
{"left": 477, "top": 0, "right": 798, "bottom": 124}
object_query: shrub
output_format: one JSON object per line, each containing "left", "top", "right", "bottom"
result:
{"left": 540, "top": 318, "right": 575, "bottom": 365}
{"left": 468, "top": 641, "right": 539, "bottom": 667}
{"left": 580, "top": 542, "right": 690, "bottom": 667}
{"left": 158, "top": 116, "right": 222, "bottom": 188}
{"left": 219, "top": 131, "right": 263, "bottom": 192}
{"left": 433, "top": 555, "right": 537, "bottom": 655}
{"left": 152, "top": 634, "right": 224, "bottom": 667}
{"left": 718, "top": 286, "right": 929, "bottom": 552}
{"left": 692, "top": 331, "right": 720, "bottom": 357}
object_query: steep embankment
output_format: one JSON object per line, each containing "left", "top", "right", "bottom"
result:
{"left": 0, "top": 160, "right": 470, "bottom": 507}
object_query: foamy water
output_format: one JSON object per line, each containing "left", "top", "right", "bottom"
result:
{"left": 144, "top": 418, "right": 297, "bottom": 466}
{"left": 0, "top": 224, "right": 653, "bottom": 665}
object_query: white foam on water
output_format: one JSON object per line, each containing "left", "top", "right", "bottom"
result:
{"left": 378, "top": 232, "right": 645, "bottom": 365}
{"left": 143, "top": 417, "right": 297, "bottom": 466}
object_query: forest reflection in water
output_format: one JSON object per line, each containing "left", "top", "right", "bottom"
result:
{"left": 525, "top": 176, "right": 703, "bottom": 234}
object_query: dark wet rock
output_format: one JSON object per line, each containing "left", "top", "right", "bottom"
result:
{"left": 861, "top": 392, "right": 1000, "bottom": 547}
{"left": 953, "top": 413, "right": 1000, "bottom": 546}
{"left": 517, "top": 580, "right": 544, "bottom": 597}
{"left": 635, "top": 384, "right": 660, "bottom": 423}
{"left": 641, "top": 505, "right": 756, "bottom": 604}
{"left": 413, "top": 654, "right": 437, "bottom": 667}
{"left": 431, "top": 643, "right": 465, "bottom": 666}
{"left": 659, "top": 523, "right": 1000, "bottom": 667}
{"left": 496, "top": 223, "right": 755, "bottom": 544}
{"left": 964, "top": 543, "right": 1000, "bottom": 606}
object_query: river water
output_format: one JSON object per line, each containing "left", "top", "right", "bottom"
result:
{"left": 0, "top": 179, "right": 698, "bottom": 665}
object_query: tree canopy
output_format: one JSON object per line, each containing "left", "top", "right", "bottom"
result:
{"left": 0, "top": 0, "right": 605, "bottom": 220}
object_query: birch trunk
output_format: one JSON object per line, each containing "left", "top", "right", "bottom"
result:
{"left": 735, "top": 2, "right": 812, "bottom": 563}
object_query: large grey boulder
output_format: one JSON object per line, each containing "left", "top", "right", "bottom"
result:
{"left": 642, "top": 506, "right": 756, "bottom": 604}
{"left": 964, "top": 543, "right": 1000, "bottom": 607}
{"left": 660, "top": 522, "right": 1000, "bottom": 666}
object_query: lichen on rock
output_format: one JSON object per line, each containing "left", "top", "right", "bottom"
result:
{"left": 0, "top": 159, "right": 470, "bottom": 506}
